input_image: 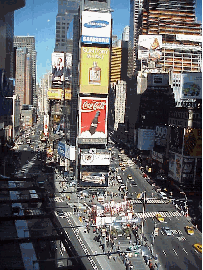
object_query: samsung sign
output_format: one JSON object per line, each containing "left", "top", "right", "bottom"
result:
{"left": 84, "top": 20, "right": 109, "bottom": 28}
{"left": 82, "top": 11, "right": 111, "bottom": 45}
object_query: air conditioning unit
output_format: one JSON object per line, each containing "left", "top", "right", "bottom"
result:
{"left": 89, "top": 148, "right": 96, "bottom": 154}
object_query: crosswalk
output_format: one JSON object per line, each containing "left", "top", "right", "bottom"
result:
{"left": 131, "top": 199, "right": 170, "bottom": 204}
{"left": 50, "top": 196, "right": 65, "bottom": 203}
{"left": 134, "top": 211, "right": 182, "bottom": 218}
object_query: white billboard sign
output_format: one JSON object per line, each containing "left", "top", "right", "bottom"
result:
{"left": 80, "top": 152, "right": 110, "bottom": 165}
{"left": 176, "top": 34, "right": 202, "bottom": 43}
{"left": 180, "top": 72, "right": 202, "bottom": 99}
{"left": 81, "top": 11, "right": 111, "bottom": 45}
{"left": 138, "top": 35, "right": 162, "bottom": 60}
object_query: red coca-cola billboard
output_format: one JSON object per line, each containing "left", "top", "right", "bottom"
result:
{"left": 78, "top": 97, "right": 108, "bottom": 144}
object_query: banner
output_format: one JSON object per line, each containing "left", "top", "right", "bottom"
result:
{"left": 44, "top": 114, "right": 49, "bottom": 136}
{"left": 78, "top": 97, "right": 108, "bottom": 144}
{"left": 183, "top": 129, "right": 202, "bottom": 157}
{"left": 80, "top": 47, "right": 110, "bottom": 94}
{"left": 81, "top": 11, "right": 111, "bottom": 45}
{"left": 180, "top": 73, "right": 202, "bottom": 99}
{"left": 138, "top": 35, "right": 162, "bottom": 60}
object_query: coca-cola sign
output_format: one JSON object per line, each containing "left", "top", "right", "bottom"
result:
{"left": 79, "top": 97, "right": 108, "bottom": 144}
{"left": 81, "top": 100, "right": 106, "bottom": 112}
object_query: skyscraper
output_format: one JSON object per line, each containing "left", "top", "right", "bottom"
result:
{"left": 15, "top": 48, "right": 32, "bottom": 109}
{"left": 14, "top": 36, "right": 37, "bottom": 106}
{"left": 54, "top": 0, "right": 80, "bottom": 53}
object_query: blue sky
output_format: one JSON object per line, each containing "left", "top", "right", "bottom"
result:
{"left": 14, "top": 0, "right": 202, "bottom": 83}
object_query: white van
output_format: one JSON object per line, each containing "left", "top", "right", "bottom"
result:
{"left": 159, "top": 191, "right": 168, "bottom": 200}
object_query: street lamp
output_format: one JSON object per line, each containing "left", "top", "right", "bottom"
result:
{"left": 180, "top": 191, "right": 188, "bottom": 217}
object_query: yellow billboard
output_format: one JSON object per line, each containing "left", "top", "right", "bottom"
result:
{"left": 48, "top": 88, "right": 71, "bottom": 100}
{"left": 80, "top": 46, "right": 110, "bottom": 94}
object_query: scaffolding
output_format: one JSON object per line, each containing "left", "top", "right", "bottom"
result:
{"left": 141, "top": 0, "right": 202, "bottom": 73}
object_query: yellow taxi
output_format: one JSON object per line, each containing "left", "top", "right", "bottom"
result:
{"left": 156, "top": 214, "right": 165, "bottom": 223}
{"left": 128, "top": 174, "right": 133, "bottom": 180}
{"left": 121, "top": 166, "right": 126, "bottom": 171}
{"left": 119, "top": 163, "right": 123, "bottom": 167}
{"left": 185, "top": 226, "right": 194, "bottom": 235}
{"left": 193, "top": 243, "right": 202, "bottom": 253}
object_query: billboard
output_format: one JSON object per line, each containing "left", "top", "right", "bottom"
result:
{"left": 47, "top": 88, "right": 71, "bottom": 100}
{"left": 80, "top": 170, "right": 108, "bottom": 187}
{"left": 80, "top": 149, "right": 110, "bottom": 165}
{"left": 182, "top": 157, "right": 195, "bottom": 182}
{"left": 176, "top": 34, "right": 202, "bottom": 43}
{"left": 138, "top": 35, "right": 162, "bottom": 60}
{"left": 81, "top": 11, "right": 111, "bottom": 45}
{"left": 78, "top": 97, "right": 108, "bottom": 144}
{"left": 51, "top": 52, "right": 64, "bottom": 89}
{"left": 180, "top": 73, "right": 202, "bottom": 99}
{"left": 51, "top": 52, "right": 72, "bottom": 89}
{"left": 168, "top": 152, "right": 182, "bottom": 182}
{"left": 80, "top": 46, "right": 110, "bottom": 94}
{"left": 183, "top": 129, "right": 202, "bottom": 157}
{"left": 137, "top": 129, "right": 155, "bottom": 150}
{"left": 169, "top": 127, "right": 184, "bottom": 154}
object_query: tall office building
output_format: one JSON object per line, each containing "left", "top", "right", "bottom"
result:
{"left": 14, "top": 36, "right": 37, "bottom": 106}
{"left": 15, "top": 48, "right": 32, "bottom": 109}
{"left": 54, "top": 0, "right": 80, "bottom": 53}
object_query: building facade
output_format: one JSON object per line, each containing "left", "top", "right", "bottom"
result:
{"left": 14, "top": 36, "right": 37, "bottom": 107}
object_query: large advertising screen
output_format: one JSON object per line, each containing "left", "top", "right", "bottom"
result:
{"left": 78, "top": 97, "right": 108, "bottom": 144}
{"left": 80, "top": 167, "right": 108, "bottom": 187}
{"left": 183, "top": 129, "right": 202, "bottom": 157}
{"left": 180, "top": 73, "right": 202, "bottom": 99}
{"left": 80, "top": 46, "right": 110, "bottom": 94}
{"left": 81, "top": 11, "right": 111, "bottom": 45}
{"left": 138, "top": 35, "right": 162, "bottom": 60}
{"left": 137, "top": 129, "right": 155, "bottom": 150}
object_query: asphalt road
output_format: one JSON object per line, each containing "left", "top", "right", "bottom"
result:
{"left": 110, "top": 145, "right": 202, "bottom": 270}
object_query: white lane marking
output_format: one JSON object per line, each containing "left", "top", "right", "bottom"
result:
{"left": 183, "top": 248, "right": 188, "bottom": 254}
{"left": 173, "top": 249, "right": 178, "bottom": 256}
{"left": 163, "top": 250, "right": 167, "bottom": 256}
